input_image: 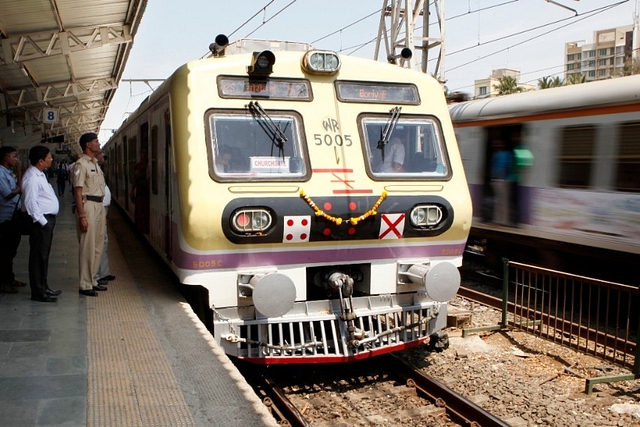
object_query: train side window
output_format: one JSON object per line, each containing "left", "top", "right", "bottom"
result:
{"left": 360, "top": 115, "right": 449, "bottom": 179}
{"left": 206, "top": 110, "right": 309, "bottom": 181}
{"left": 615, "top": 121, "right": 640, "bottom": 193}
{"left": 558, "top": 125, "right": 595, "bottom": 189}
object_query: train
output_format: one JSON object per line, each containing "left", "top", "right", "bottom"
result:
{"left": 102, "top": 36, "right": 472, "bottom": 364}
{"left": 449, "top": 75, "right": 640, "bottom": 285}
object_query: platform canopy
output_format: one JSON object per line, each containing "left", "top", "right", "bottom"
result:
{"left": 0, "top": 0, "right": 147, "bottom": 145}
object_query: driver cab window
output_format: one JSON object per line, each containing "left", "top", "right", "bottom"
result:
{"left": 361, "top": 115, "right": 449, "bottom": 179}
{"left": 207, "top": 110, "right": 308, "bottom": 181}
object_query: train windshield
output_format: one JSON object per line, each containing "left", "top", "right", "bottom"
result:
{"left": 207, "top": 110, "right": 308, "bottom": 181}
{"left": 360, "top": 115, "right": 449, "bottom": 179}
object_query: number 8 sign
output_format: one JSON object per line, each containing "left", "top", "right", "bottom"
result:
{"left": 43, "top": 108, "right": 58, "bottom": 124}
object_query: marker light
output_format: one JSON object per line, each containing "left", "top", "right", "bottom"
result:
{"left": 302, "top": 50, "right": 341, "bottom": 75}
{"left": 410, "top": 205, "right": 443, "bottom": 228}
{"left": 232, "top": 208, "right": 273, "bottom": 233}
{"left": 248, "top": 51, "right": 276, "bottom": 77}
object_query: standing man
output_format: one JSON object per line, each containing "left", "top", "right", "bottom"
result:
{"left": 73, "top": 132, "right": 106, "bottom": 297}
{"left": 0, "top": 146, "right": 25, "bottom": 293}
{"left": 22, "top": 146, "right": 61, "bottom": 302}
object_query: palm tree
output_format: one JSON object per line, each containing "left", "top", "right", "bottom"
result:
{"left": 538, "top": 76, "right": 565, "bottom": 89}
{"left": 493, "top": 75, "right": 524, "bottom": 95}
{"left": 566, "top": 73, "right": 586, "bottom": 85}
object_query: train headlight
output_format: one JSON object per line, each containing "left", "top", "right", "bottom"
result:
{"left": 232, "top": 208, "right": 273, "bottom": 233}
{"left": 410, "top": 205, "right": 443, "bottom": 227}
{"left": 302, "top": 50, "right": 341, "bottom": 75}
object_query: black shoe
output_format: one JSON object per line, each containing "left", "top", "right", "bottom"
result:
{"left": 97, "top": 279, "right": 107, "bottom": 286}
{"left": 93, "top": 284, "right": 107, "bottom": 291}
{"left": 31, "top": 295, "right": 57, "bottom": 302}
{"left": 99, "top": 275, "right": 116, "bottom": 281}
{"left": 46, "top": 289, "right": 62, "bottom": 297}
{"left": 79, "top": 289, "right": 98, "bottom": 297}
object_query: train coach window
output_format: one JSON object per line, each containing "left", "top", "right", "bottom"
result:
{"left": 360, "top": 115, "right": 449, "bottom": 179}
{"left": 615, "top": 122, "right": 640, "bottom": 193}
{"left": 558, "top": 125, "right": 595, "bottom": 189}
{"left": 206, "top": 110, "right": 308, "bottom": 181}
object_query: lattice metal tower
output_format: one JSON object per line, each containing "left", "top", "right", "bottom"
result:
{"left": 374, "top": 0, "right": 446, "bottom": 84}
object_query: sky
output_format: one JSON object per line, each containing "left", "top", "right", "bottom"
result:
{"left": 98, "top": 0, "right": 639, "bottom": 141}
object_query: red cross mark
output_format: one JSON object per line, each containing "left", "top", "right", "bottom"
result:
{"left": 379, "top": 213, "right": 405, "bottom": 240}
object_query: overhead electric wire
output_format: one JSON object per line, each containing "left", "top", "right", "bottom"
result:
{"left": 311, "top": 9, "right": 381, "bottom": 44}
{"left": 447, "top": 1, "right": 627, "bottom": 73}
{"left": 244, "top": 0, "right": 298, "bottom": 38}
{"left": 228, "top": 0, "right": 276, "bottom": 38}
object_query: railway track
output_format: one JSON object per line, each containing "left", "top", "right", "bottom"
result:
{"left": 237, "top": 354, "right": 509, "bottom": 426}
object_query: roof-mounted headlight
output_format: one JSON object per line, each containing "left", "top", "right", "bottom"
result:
{"left": 248, "top": 51, "right": 276, "bottom": 78}
{"left": 302, "top": 50, "right": 341, "bottom": 75}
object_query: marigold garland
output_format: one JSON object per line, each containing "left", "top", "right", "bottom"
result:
{"left": 299, "top": 189, "right": 387, "bottom": 226}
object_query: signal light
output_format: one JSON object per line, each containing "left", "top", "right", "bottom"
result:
{"left": 248, "top": 51, "right": 276, "bottom": 77}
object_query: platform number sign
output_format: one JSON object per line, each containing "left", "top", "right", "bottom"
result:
{"left": 43, "top": 108, "right": 58, "bottom": 124}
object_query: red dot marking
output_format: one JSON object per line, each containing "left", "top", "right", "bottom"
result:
{"left": 287, "top": 219, "right": 294, "bottom": 226}
{"left": 286, "top": 234, "right": 293, "bottom": 241}
{"left": 323, "top": 202, "right": 332, "bottom": 211}
{"left": 349, "top": 202, "right": 357, "bottom": 211}
{"left": 323, "top": 228, "right": 331, "bottom": 236}
{"left": 348, "top": 227, "right": 356, "bottom": 235}
{"left": 300, "top": 233, "right": 307, "bottom": 240}
{"left": 301, "top": 218, "right": 308, "bottom": 226}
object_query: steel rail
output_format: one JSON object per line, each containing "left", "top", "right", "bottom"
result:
{"left": 385, "top": 353, "right": 510, "bottom": 427}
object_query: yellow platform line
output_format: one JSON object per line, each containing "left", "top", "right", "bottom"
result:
{"left": 86, "top": 230, "right": 195, "bottom": 427}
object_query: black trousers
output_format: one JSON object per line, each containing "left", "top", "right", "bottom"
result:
{"left": 29, "top": 214, "right": 56, "bottom": 298}
{"left": 0, "top": 218, "right": 22, "bottom": 284}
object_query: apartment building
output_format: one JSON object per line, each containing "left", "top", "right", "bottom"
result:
{"left": 565, "top": 24, "right": 636, "bottom": 82}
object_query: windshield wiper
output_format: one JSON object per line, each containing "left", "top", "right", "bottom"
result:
{"left": 247, "top": 101, "right": 288, "bottom": 158}
{"left": 376, "top": 106, "right": 401, "bottom": 162}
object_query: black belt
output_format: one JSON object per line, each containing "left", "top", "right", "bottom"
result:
{"left": 85, "top": 195, "right": 103, "bottom": 203}
{"left": 44, "top": 214, "right": 57, "bottom": 218}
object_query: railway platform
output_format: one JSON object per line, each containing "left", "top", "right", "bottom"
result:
{"left": 0, "top": 187, "right": 277, "bottom": 427}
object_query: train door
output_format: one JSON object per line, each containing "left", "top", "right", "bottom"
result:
{"left": 123, "top": 136, "right": 129, "bottom": 211}
{"left": 135, "top": 123, "right": 150, "bottom": 234}
{"left": 482, "top": 124, "right": 524, "bottom": 226}
{"left": 163, "top": 110, "right": 173, "bottom": 259}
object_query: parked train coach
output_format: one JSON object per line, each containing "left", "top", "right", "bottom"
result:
{"left": 449, "top": 75, "right": 640, "bottom": 284}
{"left": 102, "top": 37, "right": 472, "bottom": 364}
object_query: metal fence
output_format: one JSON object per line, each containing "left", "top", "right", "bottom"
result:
{"left": 471, "top": 259, "right": 640, "bottom": 393}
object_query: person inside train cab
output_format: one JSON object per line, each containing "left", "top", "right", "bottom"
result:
{"left": 215, "top": 145, "right": 233, "bottom": 173}
{"left": 378, "top": 136, "right": 405, "bottom": 173}
{"left": 73, "top": 132, "right": 106, "bottom": 297}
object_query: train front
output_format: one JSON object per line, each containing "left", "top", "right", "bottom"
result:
{"left": 172, "top": 39, "right": 472, "bottom": 363}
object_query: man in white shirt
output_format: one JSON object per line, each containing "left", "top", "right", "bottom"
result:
{"left": 23, "top": 146, "right": 61, "bottom": 302}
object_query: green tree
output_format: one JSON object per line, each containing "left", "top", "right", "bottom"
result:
{"left": 493, "top": 75, "right": 524, "bottom": 95}
{"left": 566, "top": 73, "right": 586, "bottom": 85}
{"left": 538, "top": 76, "right": 565, "bottom": 89}
{"left": 619, "top": 57, "right": 640, "bottom": 76}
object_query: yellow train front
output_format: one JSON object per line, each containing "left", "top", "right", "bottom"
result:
{"left": 105, "top": 38, "right": 472, "bottom": 364}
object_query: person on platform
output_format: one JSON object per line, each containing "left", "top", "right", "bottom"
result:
{"left": 94, "top": 150, "right": 115, "bottom": 285}
{"left": 73, "top": 132, "right": 106, "bottom": 297}
{"left": 22, "top": 146, "right": 61, "bottom": 302}
{"left": 0, "top": 146, "right": 26, "bottom": 293}
{"left": 56, "top": 162, "right": 67, "bottom": 196}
